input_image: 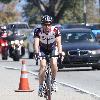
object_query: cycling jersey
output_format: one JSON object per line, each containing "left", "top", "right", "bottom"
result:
{"left": 34, "top": 26, "right": 61, "bottom": 54}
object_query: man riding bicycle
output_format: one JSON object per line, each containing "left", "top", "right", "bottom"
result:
{"left": 34, "top": 15, "right": 62, "bottom": 96}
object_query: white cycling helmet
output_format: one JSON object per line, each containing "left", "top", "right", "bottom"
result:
{"left": 41, "top": 15, "right": 53, "bottom": 25}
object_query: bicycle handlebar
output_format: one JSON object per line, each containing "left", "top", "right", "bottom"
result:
{"left": 35, "top": 54, "right": 62, "bottom": 65}
{"left": 37, "top": 55, "right": 59, "bottom": 59}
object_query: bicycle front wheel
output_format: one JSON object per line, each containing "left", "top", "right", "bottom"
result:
{"left": 46, "top": 72, "right": 52, "bottom": 100}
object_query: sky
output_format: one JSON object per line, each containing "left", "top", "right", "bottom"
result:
{"left": 0, "top": 2, "right": 4, "bottom": 11}
{"left": 16, "top": 0, "right": 27, "bottom": 12}
{"left": 15, "top": 0, "right": 28, "bottom": 21}
{"left": 95, "top": 0, "right": 99, "bottom": 8}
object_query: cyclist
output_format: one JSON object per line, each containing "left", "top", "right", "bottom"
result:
{"left": 34, "top": 15, "right": 62, "bottom": 96}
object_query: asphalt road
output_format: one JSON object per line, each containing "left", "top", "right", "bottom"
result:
{"left": 0, "top": 54, "right": 99, "bottom": 100}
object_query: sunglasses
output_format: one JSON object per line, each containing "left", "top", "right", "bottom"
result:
{"left": 43, "top": 24, "right": 51, "bottom": 26}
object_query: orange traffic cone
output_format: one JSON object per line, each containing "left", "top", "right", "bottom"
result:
{"left": 15, "top": 60, "right": 34, "bottom": 92}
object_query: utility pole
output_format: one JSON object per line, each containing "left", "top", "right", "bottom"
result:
{"left": 99, "top": 0, "right": 100, "bottom": 16}
{"left": 83, "top": 0, "right": 87, "bottom": 25}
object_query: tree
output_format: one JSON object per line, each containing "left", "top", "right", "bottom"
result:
{"left": 0, "top": 0, "right": 21, "bottom": 24}
{"left": 0, "top": 0, "right": 12, "bottom": 4}
{"left": 24, "top": 0, "right": 84, "bottom": 24}
{"left": 86, "top": 0, "right": 99, "bottom": 23}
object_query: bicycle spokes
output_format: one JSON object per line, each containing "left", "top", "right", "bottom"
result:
{"left": 44, "top": 86, "right": 52, "bottom": 100}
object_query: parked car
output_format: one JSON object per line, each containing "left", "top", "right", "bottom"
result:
{"left": 58, "top": 28, "right": 100, "bottom": 70}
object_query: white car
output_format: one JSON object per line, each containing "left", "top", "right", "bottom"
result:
{"left": 6, "top": 22, "right": 31, "bottom": 37}
{"left": 27, "top": 30, "right": 34, "bottom": 59}
{"left": 27, "top": 24, "right": 41, "bottom": 59}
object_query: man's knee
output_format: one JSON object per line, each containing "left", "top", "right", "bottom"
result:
{"left": 40, "top": 60, "right": 46, "bottom": 69}
{"left": 51, "top": 58, "right": 57, "bottom": 67}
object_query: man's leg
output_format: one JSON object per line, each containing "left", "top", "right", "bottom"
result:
{"left": 50, "top": 57, "right": 58, "bottom": 80}
{"left": 50, "top": 58, "right": 58, "bottom": 91}
{"left": 39, "top": 59, "right": 46, "bottom": 85}
{"left": 38, "top": 59, "right": 46, "bottom": 96}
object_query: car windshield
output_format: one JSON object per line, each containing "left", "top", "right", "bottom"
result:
{"left": 7, "top": 24, "right": 29, "bottom": 30}
{"left": 62, "top": 32, "right": 95, "bottom": 43}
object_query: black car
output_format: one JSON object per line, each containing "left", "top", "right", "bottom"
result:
{"left": 58, "top": 28, "right": 100, "bottom": 70}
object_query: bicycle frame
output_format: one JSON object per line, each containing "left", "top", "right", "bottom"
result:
{"left": 37, "top": 54, "right": 60, "bottom": 100}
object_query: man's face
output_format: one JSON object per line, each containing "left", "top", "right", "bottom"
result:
{"left": 43, "top": 23, "right": 51, "bottom": 33}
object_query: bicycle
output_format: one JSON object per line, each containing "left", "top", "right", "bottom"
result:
{"left": 37, "top": 54, "right": 61, "bottom": 100}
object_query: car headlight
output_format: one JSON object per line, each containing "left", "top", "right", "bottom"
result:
{"left": 89, "top": 50, "right": 100, "bottom": 55}
{"left": 20, "top": 40, "right": 24, "bottom": 44}
{"left": 1, "top": 43, "right": 5, "bottom": 46}
{"left": 11, "top": 41, "right": 14, "bottom": 44}
{"left": 15, "top": 40, "right": 19, "bottom": 44}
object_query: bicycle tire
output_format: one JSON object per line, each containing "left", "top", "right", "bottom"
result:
{"left": 36, "top": 58, "right": 38, "bottom": 65}
{"left": 45, "top": 70, "right": 51, "bottom": 100}
{"left": 36, "top": 60, "right": 38, "bottom": 65}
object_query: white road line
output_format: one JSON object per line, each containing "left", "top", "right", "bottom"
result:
{"left": 57, "top": 81, "right": 100, "bottom": 98}
{"left": 2, "top": 66, "right": 100, "bottom": 99}
{"left": 28, "top": 70, "right": 100, "bottom": 99}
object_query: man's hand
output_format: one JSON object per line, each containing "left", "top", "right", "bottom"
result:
{"left": 58, "top": 53, "right": 62, "bottom": 59}
{"left": 58, "top": 53, "right": 62, "bottom": 65}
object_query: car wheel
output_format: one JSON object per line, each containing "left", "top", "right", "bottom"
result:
{"left": 13, "top": 50, "right": 20, "bottom": 61}
{"left": 21, "top": 46, "right": 25, "bottom": 56}
{"left": 92, "top": 66, "right": 100, "bottom": 70}
{"left": 1, "top": 47, "right": 8, "bottom": 60}
{"left": 13, "top": 55, "right": 20, "bottom": 61}
{"left": 9, "top": 46, "right": 14, "bottom": 58}
{"left": 96, "top": 66, "right": 100, "bottom": 70}
{"left": 57, "top": 64, "right": 64, "bottom": 69}
{"left": 29, "top": 52, "right": 34, "bottom": 59}
{"left": 92, "top": 66, "right": 97, "bottom": 70}
{"left": 2, "top": 56, "right": 8, "bottom": 60}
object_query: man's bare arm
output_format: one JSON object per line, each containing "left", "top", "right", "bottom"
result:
{"left": 56, "top": 36, "right": 62, "bottom": 53}
{"left": 34, "top": 37, "right": 39, "bottom": 53}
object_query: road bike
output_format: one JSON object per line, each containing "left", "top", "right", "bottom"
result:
{"left": 37, "top": 54, "right": 61, "bottom": 100}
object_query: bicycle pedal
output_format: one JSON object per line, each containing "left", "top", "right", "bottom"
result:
{"left": 38, "top": 93, "right": 43, "bottom": 97}
{"left": 51, "top": 88, "right": 57, "bottom": 92}
{"left": 44, "top": 92, "right": 47, "bottom": 98}
{"left": 44, "top": 94, "right": 46, "bottom": 98}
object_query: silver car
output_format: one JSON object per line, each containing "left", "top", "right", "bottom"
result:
{"left": 27, "top": 30, "right": 34, "bottom": 59}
